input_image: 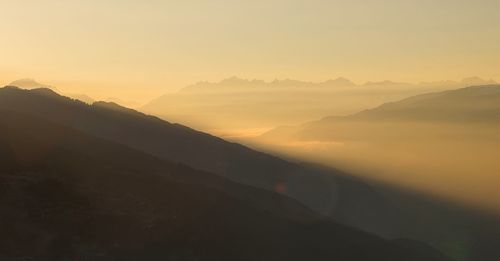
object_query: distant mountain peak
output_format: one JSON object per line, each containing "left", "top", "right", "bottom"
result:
{"left": 9, "top": 78, "right": 54, "bottom": 90}
{"left": 10, "top": 78, "right": 38, "bottom": 84}
{"left": 461, "top": 76, "right": 497, "bottom": 85}
{"left": 219, "top": 76, "right": 250, "bottom": 85}
{"left": 453, "top": 84, "right": 500, "bottom": 95}
{"left": 322, "top": 77, "right": 356, "bottom": 86}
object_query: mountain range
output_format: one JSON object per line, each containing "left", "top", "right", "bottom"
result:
{"left": 263, "top": 85, "right": 500, "bottom": 142}
{"left": 256, "top": 85, "right": 500, "bottom": 261}
{"left": 141, "top": 76, "right": 497, "bottom": 133}
{"left": 2, "top": 86, "right": 500, "bottom": 260}
{"left": 0, "top": 86, "right": 397, "bottom": 229}
{"left": 340, "top": 84, "right": 500, "bottom": 123}
{"left": 0, "top": 86, "right": 453, "bottom": 260}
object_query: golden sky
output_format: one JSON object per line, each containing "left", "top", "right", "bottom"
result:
{"left": 1, "top": 0, "right": 500, "bottom": 103}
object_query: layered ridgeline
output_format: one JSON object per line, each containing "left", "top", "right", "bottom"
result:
{"left": 141, "top": 76, "right": 496, "bottom": 135}
{"left": 7, "top": 78, "right": 139, "bottom": 107}
{"left": 259, "top": 85, "right": 500, "bottom": 260}
{"left": 8, "top": 78, "right": 95, "bottom": 104}
{"left": 9, "top": 78, "right": 55, "bottom": 90}
{"left": 262, "top": 84, "right": 500, "bottom": 140}
{"left": 0, "top": 109, "right": 451, "bottom": 261}
{"left": 0, "top": 88, "right": 450, "bottom": 260}
{"left": 1, "top": 86, "right": 498, "bottom": 261}
{"left": 0, "top": 86, "right": 403, "bottom": 230}
{"left": 259, "top": 85, "right": 500, "bottom": 207}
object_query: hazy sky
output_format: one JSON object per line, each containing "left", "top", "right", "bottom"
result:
{"left": 1, "top": 0, "right": 500, "bottom": 102}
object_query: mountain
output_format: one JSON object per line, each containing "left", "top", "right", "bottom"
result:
{"left": 2, "top": 86, "right": 500, "bottom": 260}
{"left": 0, "top": 86, "right": 405, "bottom": 235}
{"left": 319, "top": 77, "right": 357, "bottom": 87}
{"left": 345, "top": 85, "right": 500, "bottom": 123}
{"left": 460, "top": 77, "right": 497, "bottom": 86}
{"left": 258, "top": 85, "right": 500, "bottom": 261}
{"left": 67, "top": 93, "right": 95, "bottom": 104}
{"left": 276, "top": 85, "right": 500, "bottom": 142}
{"left": 9, "top": 78, "right": 54, "bottom": 90}
{"left": 263, "top": 85, "right": 500, "bottom": 141}
{"left": 0, "top": 100, "right": 451, "bottom": 260}
{"left": 104, "top": 97, "right": 141, "bottom": 108}
{"left": 141, "top": 77, "right": 497, "bottom": 132}
{"left": 8, "top": 78, "right": 99, "bottom": 104}
{"left": 0, "top": 87, "right": 367, "bottom": 212}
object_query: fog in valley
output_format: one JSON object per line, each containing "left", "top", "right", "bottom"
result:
{"left": 142, "top": 77, "right": 495, "bottom": 136}
{"left": 3, "top": 1, "right": 500, "bottom": 260}
{"left": 143, "top": 79, "right": 500, "bottom": 213}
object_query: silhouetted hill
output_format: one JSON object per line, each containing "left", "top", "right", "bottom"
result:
{"left": 3, "top": 86, "right": 499, "bottom": 260}
{"left": 5, "top": 87, "right": 447, "bottom": 244}
{"left": 0, "top": 86, "right": 400, "bottom": 223}
{"left": 68, "top": 93, "right": 95, "bottom": 104}
{"left": 0, "top": 109, "right": 448, "bottom": 260}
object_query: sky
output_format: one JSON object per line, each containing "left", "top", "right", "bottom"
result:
{"left": 1, "top": 0, "right": 500, "bottom": 103}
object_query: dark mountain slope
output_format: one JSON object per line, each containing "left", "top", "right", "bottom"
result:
{"left": 0, "top": 109, "right": 448, "bottom": 261}
{"left": 9, "top": 86, "right": 499, "bottom": 261}
{"left": 0, "top": 86, "right": 407, "bottom": 235}
{"left": 140, "top": 77, "right": 496, "bottom": 130}
{"left": 0, "top": 86, "right": 302, "bottom": 189}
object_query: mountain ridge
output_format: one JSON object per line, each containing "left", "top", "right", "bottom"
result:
{"left": 4, "top": 86, "right": 500, "bottom": 260}
{"left": 141, "top": 77, "right": 498, "bottom": 131}
{"left": 0, "top": 108, "right": 451, "bottom": 260}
